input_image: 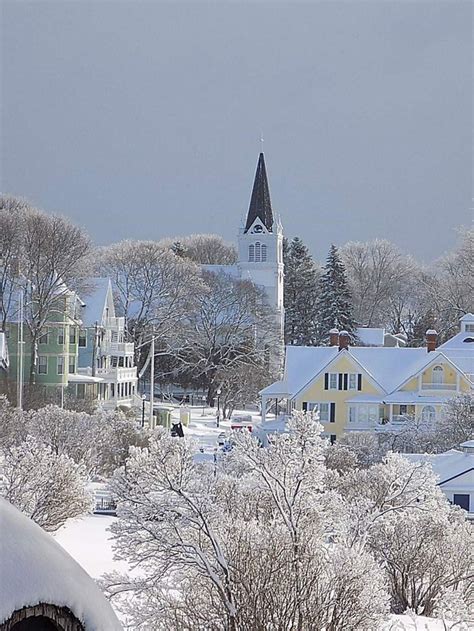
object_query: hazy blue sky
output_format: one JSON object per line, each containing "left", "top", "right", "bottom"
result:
{"left": 1, "top": 1, "right": 472, "bottom": 262}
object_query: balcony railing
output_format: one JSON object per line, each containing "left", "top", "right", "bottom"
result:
{"left": 102, "top": 341, "right": 135, "bottom": 355}
{"left": 421, "top": 383, "right": 457, "bottom": 391}
{"left": 347, "top": 414, "right": 414, "bottom": 432}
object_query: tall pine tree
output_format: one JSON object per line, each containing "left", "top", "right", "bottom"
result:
{"left": 318, "top": 244, "right": 357, "bottom": 342}
{"left": 283, "top": 237, "right": 320, "bottom": 345}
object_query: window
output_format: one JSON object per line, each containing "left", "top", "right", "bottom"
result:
{"left": 78, "top": 330, "right": 87, "bottom": 348}
{"left": 118, "top": 356, "right": 124, "bottom": 367}
{"left": 57, "top": 356, "right": 64, "bottom": 375}
{"left": 261, "top": 244, "right": 267, "bottom": 261}
{"left": 432, "top": 365, "right": 444, "bottom": 384}
{"left": 38, "top": 356, "right": 48, "bottom": 375}
{"left": 111, "top": 356, "right": 118, "bottom": 368}
{"left": 39, "top": 330, "right": 49, "bottom": 345}
{"left": 58, "top": 328, "right": 65, "bottom": 345}
{"left": 453, "top": 494, "right": 470, "bottom": 511}
{"left": 399, "top": 405, "right": 407, "bottom": 415}
{"left": 306, "top": 402, "right": 330, "bottom": 422}
{"left": 465, "top": 324, "right": 474, "bottom": 332}
{"left": 348, "top": 406, "right": 356, "bottom": 423}
{"left": 111, "top": 331, "right": 118, "bottom": 342}
{"left": 69, "top": 356, "right": 76, "bottom": 374}
{"left": 249, "top": 245, "right": 255, "bottom": 262}
{"left": 69, "top": 328, "right": 77, "bottom": 345}
{"left": 357, "top": 405, "right": 379, "bottom": 424}
{"left": 325, "top": 372, "right": 361, "bottom": 391}
{"left": 255, "top": 242, "right": 261, "bottom": 262}
{"left": 77, "top": 383, "right": 85, "bottom": 399}
{"left": 421, "top": 405, "right": 436, "bottom": 423}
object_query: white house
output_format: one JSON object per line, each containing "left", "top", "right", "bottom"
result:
{"left": 403, "top": 440, "right": 474, "bottom": 520}
{"left": 77, "top": 278, "right": 138, "bottom": 409}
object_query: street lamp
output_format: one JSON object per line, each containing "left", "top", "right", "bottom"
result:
{"left": 216, "top": 388, "right": 222, "bottom": 427}
{"left": 141, "top": 394, "right": 146, "bottom": 428}
{"left": 201, "top": 394, "right": 206, "bottom": 416}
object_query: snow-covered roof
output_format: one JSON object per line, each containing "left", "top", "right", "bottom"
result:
{"left": 80, "top": 278, "right": 114, "bottom": 327}
{"left": 459, "top": 313, "right": 474, "bottom": 322}
{"left": 356, "top": 327, "right": 385, "bottom": 346}
{"left": 265, "top": 325, "right": 473, "bottom": 401}
{"left": 0, "top": 498, "right": 122, "bottom": 630}
{"left": 259, "top": 379, "right": 290, "bottom": 397}
{"left": 402, "top": 450, "right": 474, "bottom": 486}
{"left": 284, "top": 345, "right": 339, "bottom": 396}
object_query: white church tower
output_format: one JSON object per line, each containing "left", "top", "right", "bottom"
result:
{"left": 238, "top": 153, "right": 284, "bottom": 340}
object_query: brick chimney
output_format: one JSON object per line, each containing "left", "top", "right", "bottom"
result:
{"left": 339, "top": 330, "right": 350, "bottom": 351}
{"left": 426, "top": 329, "right": 438, "bottom": 352}
{"left": 329, "top": 328, "right": 339, "bottom": 346}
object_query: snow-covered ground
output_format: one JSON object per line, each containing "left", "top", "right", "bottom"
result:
{"left": 52, "top": 407, "right": 453, "bottom": 630}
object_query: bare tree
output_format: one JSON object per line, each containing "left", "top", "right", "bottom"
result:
{"left": 105, "top": 415, "right": 390, "bottom": 630}
{"left": 166, "top": 270, "right": 278, "bottom": 404}
{"left": 162, "top": 234, "right": 238, "bottom": 265}
{"left": 98, "top": 240, "right": 204, "bottom": 353}
{"left": 341, "top": 239, "right": 415, "bottom": 329}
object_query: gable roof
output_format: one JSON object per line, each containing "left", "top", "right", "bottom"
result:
{"left": 244, "top": 153, "right": 274, "bottom": 233}
{"left": 403, "top": 450, "right": 474, "bottom": 486}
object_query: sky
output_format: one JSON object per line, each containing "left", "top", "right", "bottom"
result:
{"left": 1, "top": 1, "right": 472, "bottom": 263}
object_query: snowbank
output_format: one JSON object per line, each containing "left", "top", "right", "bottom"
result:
{"left": 0, "top": 498, "right": 122, "bottom": 630}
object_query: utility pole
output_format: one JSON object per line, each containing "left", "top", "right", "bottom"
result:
{"left": 149, "top": 335, "right": 155, "bottom": 426}
{"left": 17, "top": 287, "right": 24, "bottom": 410}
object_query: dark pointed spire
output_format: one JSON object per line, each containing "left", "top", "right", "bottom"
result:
{"left": 244, "top": 153, "right": 274, "bottom": 233}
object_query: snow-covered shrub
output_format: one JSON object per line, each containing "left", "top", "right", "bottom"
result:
{"left": 0, "top": 436, "right": 91, "bottom": 531}
{"left": 332, "top": 453, "right": 474, "bottom": 618}
{"left": 105, "top": 413, "right": 389, "bottom": 630}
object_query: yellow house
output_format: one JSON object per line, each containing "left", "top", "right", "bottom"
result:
{"left": 260, "top": 315, "right": 474, "bottom": 441}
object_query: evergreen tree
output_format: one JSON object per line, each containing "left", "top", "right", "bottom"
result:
{"left": 283, "top": 237, "right": 320, "bottom": 345}
{"left": 318, "top": 244, "right": 357, "bottom": 341}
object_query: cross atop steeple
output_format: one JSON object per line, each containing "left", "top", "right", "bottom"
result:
{"left": 244, "top": 153, "right": 274, "bottom": 233}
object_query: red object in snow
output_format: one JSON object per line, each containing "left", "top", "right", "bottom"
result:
{"left": 231, "top": 423, "right": 253, "bottom": 432}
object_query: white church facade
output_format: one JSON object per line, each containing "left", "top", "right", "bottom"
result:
{"left": 205, "top": 152, "right": 285, "bottom": 342}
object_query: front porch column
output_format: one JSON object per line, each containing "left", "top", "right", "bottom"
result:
{"left": 389, "top": 404, "right": 393, "bottom": 424}
{"left": 261, "top": 395, "right": 268, "bottom": 423}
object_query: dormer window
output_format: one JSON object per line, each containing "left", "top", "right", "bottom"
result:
{"left": 465, "top": 324, "right": 474, "bottom": 332}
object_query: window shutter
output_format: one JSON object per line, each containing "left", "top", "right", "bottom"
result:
{"left": 358, "top": 374, "right": 362, "bottom": 391}
{"left": 330, "top": 402, "right": 336, "bottom": 423}
{"left": 302, "top": 402, "right": 308, "bottom": 412}
{"left": 338, "top": 374, "right": 343, "bottom": 390}
{"left": 324, "top": 373, "right": 329, "bottom": 390}
{"left": 343, "top": 373, "right": 348, "bottom": 390}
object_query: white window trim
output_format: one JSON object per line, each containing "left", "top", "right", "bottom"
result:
{"left": 329, "top": 373, "right": 338, "bottom": 390}
{"left": 306, "top": 401, "right": 331, "bottom": 423}
{"left": 57, "top": 356, "right": 64, "bottom": 375}
{"left": 38, "top": 356, "right": 48, "bottom": 374}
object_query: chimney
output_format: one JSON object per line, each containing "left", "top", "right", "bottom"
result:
{"left": 339, "top": 330, "right": 350, "bottom": 351}
{"left": 426, "top": 329, "right": 438, "bottom": 352}
{"left": 329, "top": 328, "right": 339, "bottom": 346}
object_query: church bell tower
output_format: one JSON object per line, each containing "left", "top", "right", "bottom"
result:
{"left": 238, "top": 153, "right": 284, "bottom": 341}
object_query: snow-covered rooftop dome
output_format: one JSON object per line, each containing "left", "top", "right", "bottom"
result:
{"left": 0, "top": 499, "right": 122, "bottom": 630}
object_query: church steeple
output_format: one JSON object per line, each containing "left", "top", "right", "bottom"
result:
{"left": 244, "top": 153, "right": 274, "bottom": 233}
